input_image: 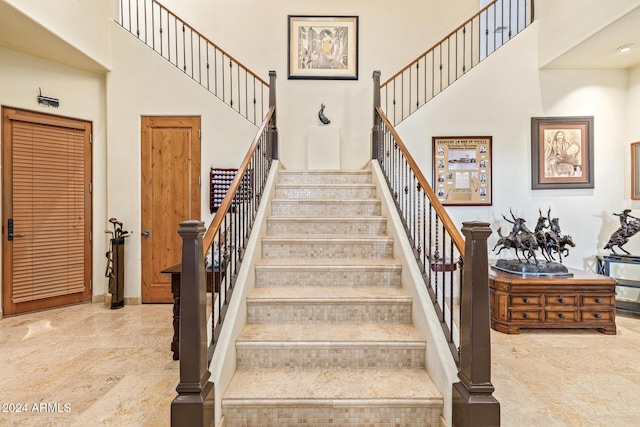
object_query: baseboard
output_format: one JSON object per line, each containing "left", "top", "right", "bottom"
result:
{"left": 95, "top": 294, "right": 142, "bottom": 306}
{"left": 92, "top": 294, "right": 105, "bottom": 304}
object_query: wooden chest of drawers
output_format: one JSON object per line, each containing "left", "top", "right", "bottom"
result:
{"left": 489, "top": 267, "right": 617, "bottom": 335}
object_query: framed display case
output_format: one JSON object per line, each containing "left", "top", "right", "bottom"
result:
{"left": 432, "top": 136, "right": 492, "bottom": 206}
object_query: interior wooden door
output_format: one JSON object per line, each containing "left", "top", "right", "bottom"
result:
{"left": 2, "top": 108, "right": 92, "bottom": 316}
{"left": 141, "top": 116, "right": 200, "bottom": 303}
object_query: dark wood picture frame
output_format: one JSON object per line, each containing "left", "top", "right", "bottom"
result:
{"left": 287, "top": 15, "right": 359, "bottom": 80}
{"left": 632, "top": 142, "right": 640, "bottom": 200}
{"left": 531, "top": 116, "right": 594, "bottom": 190}
{"left": 432, "top": 136, "right": 492, "bottom": 206}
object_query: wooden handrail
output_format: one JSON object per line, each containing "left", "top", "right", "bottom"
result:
{"left": 375, "top": 106, "right": 465, "bottom": 256}
{"left": 153, "top": 0, "right": 270, "bottom": 87}
{"left": 202, "top": 106, "right": 275, "bottom": 252}
{"left": 381, "top": 0, "right": 501, "bottom": 86}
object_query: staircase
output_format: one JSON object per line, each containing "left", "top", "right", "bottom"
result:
{"left": 221, "top": 168, "right": 444, "bottom": 426}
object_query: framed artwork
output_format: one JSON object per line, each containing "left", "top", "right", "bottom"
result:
{"left": 531, "top": 116, "right": 594, "bottom": 189}
{"left": 632, "top": 142, "right": 640, "bottom": 200}
{"left": 432, "top": 136, "right": 492, "bottom": 206}
{"left": 287, "top": 15, "right": 359, "bottom": 80}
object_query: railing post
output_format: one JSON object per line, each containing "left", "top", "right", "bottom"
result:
{"left": 171, "top": 220, "right": 214, "bottom": 427}
{"left": 268, "top": 70, "right": 278, "bottom": 160}
{"left": 453, "top": 221, "right": 499, "bottom": 427}
{"left": 372, "top": 70, "right": 382, "bottom": 160}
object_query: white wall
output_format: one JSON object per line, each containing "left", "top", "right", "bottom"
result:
{"left": 398, "top": 22, "right": 633, "bottom": 272}
{"left": 107, "top": 22, "right": 258, "bottom": 299}
{"left": 0, "top": 46, "right": 108, "bottom": 308}
{"left": 147, "top": 0, "right": 479, "bottom": 169}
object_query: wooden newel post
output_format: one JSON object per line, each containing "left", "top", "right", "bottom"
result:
{"left": 171, "top": 220, "right": 214, "bottom": 427}
{"left": 371, "top": 70, "right": 382, "bottom": 160}
{"left": 453, "top": 221, "right": 500, "bottom": 427}
{"left": 268, "top": 70, "right": 278, "bottom": 160}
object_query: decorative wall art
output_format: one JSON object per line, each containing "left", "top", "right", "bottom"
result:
{"left": 531, "top": 116, "right": 594, "bottom": 190}
{"left": 632, "top": 142, "right": 640, "bottom": 200}
{"left": 432, "top": 136, "right": 492, "bottom": 206}
{"left": 288, "top": 15, "right": 359, "bottom": 80}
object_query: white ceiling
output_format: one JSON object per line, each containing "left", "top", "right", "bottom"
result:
{"left": 542, "top": 6, "right": 640, "bottom": 70}
{"left": 0, "top": 1, "right": 107, "bottom": 73}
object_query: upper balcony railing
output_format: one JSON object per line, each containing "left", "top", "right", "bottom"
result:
{"left": 381, "top": 0, "right": 534, "bottom": 126}
{"left": 118, "top": 0, "right": 270, "bottom": 127}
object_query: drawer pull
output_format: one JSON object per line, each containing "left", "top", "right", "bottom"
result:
{"left": 594, "top": 313, "right": 601, "bottom": 319}
{"left": 558, "top": 298, "right": 565, "bottom": 304}
{"left": 522, "top": 313, "right": 530, "bottom": 319}
{"left": 558, "top": 313, "right": 565, "bottom": 319}
{"left": 523, "top": 298, "right": 529, "bottom": 304}
{"left": 595, "top": 298, "right": 602, "bottom": 304}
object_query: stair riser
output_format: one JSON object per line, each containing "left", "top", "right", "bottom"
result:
{"left": 222, "top": 404, "right": 441, "bottom": 427}
{"left": 255, "top": 268, "right": 401, "bottom": 287}
{"left": 278, "top": 172, "right": 372, "bottom": 184}
{"left": 271, "top": 200, "right": 381, "bottom": 217}
{"left": 236, "top": 346, "right": 425, "bottom": 369}
{"left": 247, "top": 302, "right": 412, "bottom": 323}
{"left": 275, "top": 186, "right": 377, "bottom": 200}
{"left": 262, "top": 240, "right": 393, "bottom": 259}
{"left": 267, "top": 219, "right": 386, "bottom": 236}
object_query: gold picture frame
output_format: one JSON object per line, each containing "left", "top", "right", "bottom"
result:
{"left": 432, "top": 136, "right": 492, "bottom": 206}
{"left": 287, "top": 15, "right": 359, "bottom": 80}
{"left": 632, "top": 142, "right": 640, "bottom": 200}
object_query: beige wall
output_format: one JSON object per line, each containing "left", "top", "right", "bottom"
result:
{"left": 156, "top": 0, "right": 479, "bottom": 169}
{"left": 0, "top": 46, "right": 108, "bottom": 310}
{"left": 397, "top": 23, "right": 636, "bottom": 272}
{"left": 3, "top": 0, "right": 640, "bottom": 300}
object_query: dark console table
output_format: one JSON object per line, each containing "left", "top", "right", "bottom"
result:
{"left": 597, "top": 255, "right": 640, "bottom": 313}
{"left": 162, "top": 263, "right": 220, "bottom": 360}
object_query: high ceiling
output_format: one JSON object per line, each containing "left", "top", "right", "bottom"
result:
{"left": 0, "top": 1, "right": 107, "bottom": 73}
{"left": 541, "top": 6, "right": 640, "bottom": 70}
{"left": 0, "top": 2, "right": 639, "bottom": 74}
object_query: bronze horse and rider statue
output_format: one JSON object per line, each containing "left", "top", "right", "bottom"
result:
{"left": 604, "top": 209, "right": 640, "bottom": 255}
{"left": 493, "top": 208, "right": 575, "bottom": 264}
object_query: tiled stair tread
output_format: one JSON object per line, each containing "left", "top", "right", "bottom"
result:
{"left": 237, "top": 322, "right": 425, "bottom": 343}
{"left": 267, "top": 216, "right": 386, "bottom": 222}
{"left": 222, "top": 368, "right": 442, "bottom": 402}
{"left": 248, "top": 286, "right": 411, "bottom": 300}
{"left": 272, "top": 198, "right": 379, "bottom": 203}
{"left": 276, "top": 183, "right": 377, "bottom": 188}
{"left": 279, "top": 169, "right": 371, "bottom": 175}
{"left": 255, "top": 258, "right": 400, "bottom": 267}
{"left": 262, "top": 236, "right": 393, "bottom": 243}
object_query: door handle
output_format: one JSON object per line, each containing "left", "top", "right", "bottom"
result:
{"left": 7, "top": 218, "right": 25, "bottom": 241}
{"left": 141, "top": 231, "right": 150, "bottom": 238}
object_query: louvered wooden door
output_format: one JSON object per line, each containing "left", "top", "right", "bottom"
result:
{"left": 2, "top": 108, "right": 92, "bottom": 315}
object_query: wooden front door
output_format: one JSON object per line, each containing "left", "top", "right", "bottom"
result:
{"left": 141, "top": 116, "right": 200, "bottom": 303}
{"left": 2, "top": 108, "right": 92, "bottom": 316}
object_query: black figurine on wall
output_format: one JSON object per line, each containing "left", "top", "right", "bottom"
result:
{"left": 318, "top": 103, "right": 331, "bottom": 125}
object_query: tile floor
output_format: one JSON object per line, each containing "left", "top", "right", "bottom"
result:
{"left": 0, "top": 302, "right": 639, "bottom": 426}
